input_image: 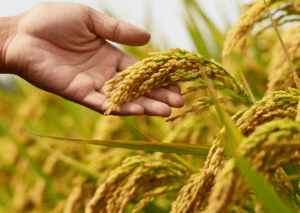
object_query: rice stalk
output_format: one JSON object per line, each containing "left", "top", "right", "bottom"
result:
{"left": 171, "top": 88, "right": 300, "bottom": 212}
{"left": 263, "top": 0, "right": 300, "bottom": 91}
{"left": 207, "top": 118, "right": 300, "bottom": 212}
{"left": 104, "top": 48, "right": 252, "bottom": 115}
{"left": 267, "top": 26, "right": 300, "bottom": 92}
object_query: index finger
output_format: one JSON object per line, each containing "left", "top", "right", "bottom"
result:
{"left": 89, "top": 7, "right": 151, "bottom": 46}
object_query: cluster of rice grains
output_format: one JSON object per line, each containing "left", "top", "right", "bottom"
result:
{"left": 222, "top": 0, "right": 300, "bottom": 58}
{"left": 104, "top": 48, "right": 252, "bottom": 115}
{"left": 170, "top": 88, "right": 299, "bottom": 212}
{"left": 86, "top": 156, "right": 190, "bottom": 213}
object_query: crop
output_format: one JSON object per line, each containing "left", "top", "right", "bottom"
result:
{"left": 3, "top": 0, "right": 300, "bottom": 212}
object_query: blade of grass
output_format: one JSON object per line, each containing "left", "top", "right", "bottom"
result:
{"left": 234, "top": 154, "right": 297, "bottom": 213}
{"left": 282, "top": 165, "right": 300, "bottom": 208}
{"left": 28, "top": 132, "right": 210, "bottom": 156}
{"left": 183, "top": 10, "right": 211, "bottom": 59}
{"left": 184, "top": 0, "right": 224, "bottom": 50}
{"left": 202, "top": 71, "right": 296, "bottom": 213}
{"left": 263, "top": 0, "right": 300, "bottom": 90}
{"left": 239, "top": 70, "right": 256, "bottom": 104}
{"left": 202, "top": 71, "right": 243, "bottom": 148}
{"left": 121, "top": 116, "right": 148, "bottom": 141}
{"left": 121, "top": 117, "right": 158, "bottom": 142}
{"left": 23, "top": 121, "right": 101, "bottom": 180}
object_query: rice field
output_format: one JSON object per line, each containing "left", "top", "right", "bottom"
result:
{"left": 2, "top": 0, "right": 300, "bottom": 212}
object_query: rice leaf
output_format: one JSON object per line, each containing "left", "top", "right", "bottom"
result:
{"left": 202, "top": 70, "right": 243, "bottom": 148}
{"left": 184, "top": 0, "right": 224, "bottom": 50}
{"left": 121, "top": 117, "right": 156, "bottom": 142}
{"left": 234, "top": 154, "right": 296, "bottom": 213}
{"left": 262, "top": 0, "right": 300, "bottom": 90}
{"left": 29, "top": 132, "right": 210, "bottom": 156}
{"left": 283, "top": 164, "right": 300, "bottom": 201}
{"left": 183, "top": 10, "right": 211, "bottom": 59}
{"left": 121, "top": 116, "right": 149, "bottom": 141}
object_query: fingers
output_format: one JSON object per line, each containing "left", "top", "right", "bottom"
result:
{"left": 81, "top": 91, "right": 145, "bottom": 116}
{"left": 129, "top": 86, "right": 184, "bottom": 117}
{"left": 109, "top": 102, "right": 144, "bottom": 116}
{"left": 145, "top": 87, "right": 184, "bottom": 108}
{"left": 165, "top": 84, "right": 182, "bottom": 94}
{"left": 89, "top": 8, "right": 151, "bottom": 46}
{"left": 80, "top": 86, "right": 184, "bottom": 117}
{"left": 131, "top": 96, "right": 172, "bottom": 117}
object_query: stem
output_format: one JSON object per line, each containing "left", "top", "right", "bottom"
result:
{"left": 239, "top": 70, "right": 256, "bottom": 104}
{"left": 263, "top": 0, "right": 300, "bottom": 90}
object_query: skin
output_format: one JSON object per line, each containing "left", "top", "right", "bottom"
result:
{"left": 0, "top": 2, "right": 184, "bottom": 117}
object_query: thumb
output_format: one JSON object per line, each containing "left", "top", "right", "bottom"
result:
{"left": 89, "top": 7, "right": 151, "bottom": 46}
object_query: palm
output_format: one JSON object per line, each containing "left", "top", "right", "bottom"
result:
{"left": 5, "top": 2, "right": 184, "bottom": 116}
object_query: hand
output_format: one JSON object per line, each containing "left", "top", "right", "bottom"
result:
{"left": 3, "top": 2, "right": 184, "bottom": 117}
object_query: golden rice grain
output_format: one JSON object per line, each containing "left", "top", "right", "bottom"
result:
{"left": 104, "top": 48, "right": 252, "bottom": 115}
{"left": 222, "top": 0, "right": 300, "bottom": 58}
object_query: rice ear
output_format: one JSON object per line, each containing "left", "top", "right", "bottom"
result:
{"left": 104, "top": 48, "right": 252, "bottom": 115}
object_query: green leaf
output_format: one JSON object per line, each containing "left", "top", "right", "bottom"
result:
{"left": 234, "top": 155, "right": 296, "bottom": 213}
{"left": 283, "top": 164, "right": 300, "bottom": 197}
{"left": 29, "top": 132, "right": 210, "bottom": 156}
{"left": 282, "top": 164, "right": 300, "bottom": 208}
{"left": 183, "top": 10, "right": 211, "bottom": 59}
{"left": 121, "top": 116, "right": 149, "bottom": 141}
{"left": 202, "top": 71, "right": 243, "bottom": 148}
{"left": 184, "top": 0, "right": 224, "bottom": 50}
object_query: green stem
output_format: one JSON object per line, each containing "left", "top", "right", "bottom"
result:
{"left": 263, "top": 0, "right": 300, "bottom": 90}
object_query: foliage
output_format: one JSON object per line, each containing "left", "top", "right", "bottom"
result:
{"left": 3, "top": 0, "right": 300, "bottom": 212}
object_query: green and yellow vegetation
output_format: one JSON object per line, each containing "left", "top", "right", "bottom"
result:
{"left": 3, "top": 0, "right": 300, "bottom": 212}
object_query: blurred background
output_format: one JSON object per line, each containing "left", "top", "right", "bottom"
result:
{"left": 0, "top": 0, "right": 249, "bottom": 50}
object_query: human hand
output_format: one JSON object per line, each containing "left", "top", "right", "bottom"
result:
{"left": 2, "top": 2, "right": 184, "bottom": 116}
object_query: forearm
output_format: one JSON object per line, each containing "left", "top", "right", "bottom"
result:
{"left": 0, "top": 15, "right": 19, "bottom": 74}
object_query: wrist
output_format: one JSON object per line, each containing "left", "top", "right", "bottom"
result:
{"left": 0, "top": 15, "right": 20, "bottom": 74}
